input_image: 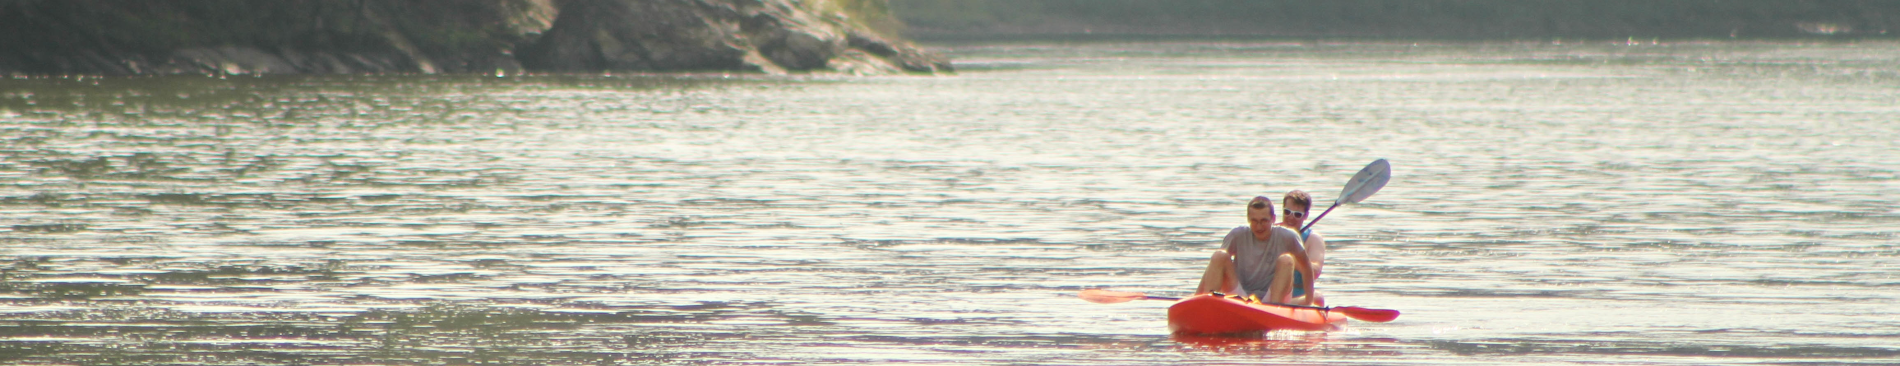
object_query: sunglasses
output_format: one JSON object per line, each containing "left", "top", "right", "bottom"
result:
{"left": 1284, "top": 209, "right": 1307, "bottom": 219}
{"left": 1249, "top": 202, "right": 1267, "bottom": 210}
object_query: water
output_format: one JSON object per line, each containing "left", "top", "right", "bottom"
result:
{"left": 2, "top": 40, "right": 1898, "bottom": 365}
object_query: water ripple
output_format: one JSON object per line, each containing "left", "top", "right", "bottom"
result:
{"left": 3, "top": 42, "right": 1898, "bottom": 364}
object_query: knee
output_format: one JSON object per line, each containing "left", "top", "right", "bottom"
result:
{"left": 1273, "top": 253, "right": 1296, "bottom": 267}
{"left": 1210, "top": 250, "right": 1232, "bottom": 262}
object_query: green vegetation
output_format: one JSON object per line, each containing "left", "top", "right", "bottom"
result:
{"left": 816, "top": 0, "right": 907, "bottom": 37}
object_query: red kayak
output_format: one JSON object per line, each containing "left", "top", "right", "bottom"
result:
{"left": 1167, "top": 294, "right": 1348, "bottom": 334}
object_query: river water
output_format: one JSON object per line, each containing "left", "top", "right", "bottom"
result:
{"left": 2, "top": 40, "right": 1897, "bottom": 365}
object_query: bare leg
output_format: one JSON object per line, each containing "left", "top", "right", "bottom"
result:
{"left": 1266, "top": 254, "right": 1295, "bottom": 304}
{"left": 1195, "top": 250, "right": 1240, "bottom": 295}
{"left": 1267, "top": 253, "right": 1318, "bottom": 305}
{"left": 1287, "top": 248, "right": 1317, "bottom": 305}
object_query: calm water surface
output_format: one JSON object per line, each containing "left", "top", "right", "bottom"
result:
{"left": 2, "top": 40, "right": 1898, "bottom": 365}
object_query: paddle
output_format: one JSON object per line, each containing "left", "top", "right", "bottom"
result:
{"left": 1077, "top": 289, "right": 1400, "bottom": 322}
{"left": 1300, "top": 159, "right": 1391, "bottom": 233}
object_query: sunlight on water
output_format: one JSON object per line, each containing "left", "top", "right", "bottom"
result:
{"left": 2, "top": 41, "right": 1898, "bottom": 364}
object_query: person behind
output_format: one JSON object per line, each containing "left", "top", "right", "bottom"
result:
{"left": 1195, "top": 196, "right": 1311, "bottom": 305}
{"left": 1280, "top": 190, "right": 1327, "bottom": 306}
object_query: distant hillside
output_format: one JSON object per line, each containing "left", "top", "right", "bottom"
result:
{"left": 0, "top": 0, "right": 949, "bottom": 76}
{"left": 889, "top": 0, "right": 1898, "bottom": 40}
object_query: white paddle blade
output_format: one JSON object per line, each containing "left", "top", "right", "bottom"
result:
{"left": 1336, "top": 159, "right": 1391, "bottom": 205}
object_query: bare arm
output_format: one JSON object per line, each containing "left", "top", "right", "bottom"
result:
{"left": 1305, "top": 231, "right": 1326, "bottom": 277}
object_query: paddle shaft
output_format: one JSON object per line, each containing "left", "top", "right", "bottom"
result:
{"left": 1127, "top": 293, "right": 1360, "bottom": 312}
{"left": 1077, "top": 290, "right": 1400, "bottom": 322}
{"left": 1300, "top": 159, "right": 1390, "bottom": 233}
{"left": 1299, "top": 201, "right": 1341, "bottom": 233}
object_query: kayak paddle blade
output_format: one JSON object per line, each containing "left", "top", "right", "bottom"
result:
{"left": 1336, "top": 159, "right": 1392, "bottom": 205}
{"left": 1301, "top": 159, "right": 1390, "bottom": 232}
{"left": 1078, "top": 289, "right": 1146, "bottom": 304}
{"left": 1333, "top": 306, "right": 1400, "bottom": 322}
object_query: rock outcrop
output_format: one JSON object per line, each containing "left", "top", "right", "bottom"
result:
{"left": 515, "top": 0, "right": 948, "bottom": 74}
{"left": 517, "top": 0, "right": 947, "bottom": 74}
{"left": 0, "top": 0, "right": 948, "bottom": 76}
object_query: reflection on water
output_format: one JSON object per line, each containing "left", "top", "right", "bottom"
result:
{"left": 2, "top": 41, "right": 1899, "bottom": 364}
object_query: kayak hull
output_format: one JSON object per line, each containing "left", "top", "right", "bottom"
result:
{"left": 1167, "top": 294, "right": 1347, "bottom": 334}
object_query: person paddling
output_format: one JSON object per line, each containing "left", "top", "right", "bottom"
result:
{"left": 1194, "top": 196, "right": 1313, "bottom": 305}
{"left": 1280, "top": 190, "right": 1327, "bottom": 306}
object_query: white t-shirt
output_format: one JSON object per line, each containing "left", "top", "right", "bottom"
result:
{"left": 1221, "top": 225, "right": 1304, "bottom": 296}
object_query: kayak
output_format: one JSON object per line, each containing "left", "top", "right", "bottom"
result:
{"left": 1167, "top": 294, "right": 1347, "bottom": 334}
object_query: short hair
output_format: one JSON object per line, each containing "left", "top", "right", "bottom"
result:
{"left": 1248, "top": 196, "right": 1275, "bottom": 216}
{"left": 1283, "top": 190, "right": 1312, "bottom": 211}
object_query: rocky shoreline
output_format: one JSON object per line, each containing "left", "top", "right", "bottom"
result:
{"left": 0, "top": 0, "right": 950, "bottom": 76}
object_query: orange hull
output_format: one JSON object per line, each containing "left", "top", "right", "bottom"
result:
{"left": 1167, "top": 294, "right": 1347, "bottom": 334}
